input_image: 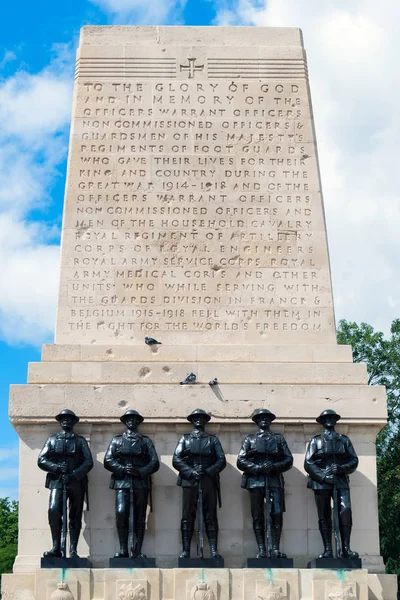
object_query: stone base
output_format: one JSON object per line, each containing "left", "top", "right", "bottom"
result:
{"left": 247, "top": 557, "right": 294, "bottom": 568}
{"left": 307, "top": 557, "right": 362, "bottom": 569}
{"left": 178, "top": 557, "right": 225, "bottom": 568}
{"left": 2, "top": 568, "right": 397, "bottom": 600}
{"left": 40, "top": 556, "right": 92, "bottom": 569}
{"left": 109, "top": 557, "right": 156, "bottom": 568}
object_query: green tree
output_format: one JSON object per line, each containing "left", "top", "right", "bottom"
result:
{"left": 337, "top": 319, "right": 400, "bottom": 583}
{"left": 0, "top": 497, "right": 18, "bottom": 591}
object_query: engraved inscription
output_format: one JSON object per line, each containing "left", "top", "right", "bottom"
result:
{"left": 56, "top": 62, "right": 335, "bottom": 343}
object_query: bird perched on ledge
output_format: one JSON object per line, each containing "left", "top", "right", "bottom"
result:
{"left": 145, "top": 337, "right": 162, "bottom": 345}
{"left": 209, "top": 378, "right": 218, "bottom": 386}
{"left": 180, "top": 373, "right": 197, "bottom": 385}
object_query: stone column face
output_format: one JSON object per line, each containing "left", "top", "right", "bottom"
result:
{"left": 56, "top": 25, "right": 335, "bottom": 346}
{"left": 7, "top": 26, "right": 392, "bottom": 595}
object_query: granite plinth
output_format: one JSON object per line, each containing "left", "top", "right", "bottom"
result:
{"left": 247, "top": 557, "right": 294, "bottom": 568}
{"left": 109, "top": 557, "right": 156, "bottom": 568}
{"left": 178, "top": 557, "right": 225, "bottom": 568}
{"left": 41, "top": 556, "right": 91, "bottom": 569}
{"left": 307, "top": 557, "right": 362, "bottom": 569}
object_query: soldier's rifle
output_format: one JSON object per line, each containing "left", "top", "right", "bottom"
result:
{"left": 129, "top": 448, "right": 136, "bottom": 558}
{"left": 332, "top": 446, "right": 341, "bottom": 558}
{"left": 196, "top": 446, "right": 204, "bottom": 559}
{"left": 264, "top": 447, "right": 272, "bottom": 557}
{"left": 61, "top": 438, "right": 68, "bottom": 558}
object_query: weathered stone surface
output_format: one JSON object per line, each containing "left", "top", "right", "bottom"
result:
{"left": 2, "top": 568, "right": 398, "bottom": 600}
{"left": 41, "top": 343, "right": 354, "bottom": 363}
{"left": 9, "top": 383, "right": 386, "bottom": 423}
{"left": 27, "top": 360, "right": 368, "bottom": 385}
{"left": 56, "top": 25, "right": 335, "bottom": 345}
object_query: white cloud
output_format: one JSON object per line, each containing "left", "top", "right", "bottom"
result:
{"left": 0, "top": 46, "right": 73, "bottom": 345}
{"left": 215, "top": 0, "right": 400, "bottom": 334}
{"left": 0, "top": 75, "right": 71, "bottom": 142}
{"left": 0, "top": 51, "right": 17, "bottom": 70}
{"left": 90, "top": 0, "right": 186, "bottom": 24}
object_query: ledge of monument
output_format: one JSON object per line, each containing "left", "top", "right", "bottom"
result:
{"left": 79, "top": 25, "right": 304, "bottom": 48}
{"left": 9, "top": 382, "right": 387, "bottom": 424}
{"left": 41, "top": 343, "right": 354, "bottom": 364}
{"left": 28, "top": 360, "right": 368, "bottom": 386}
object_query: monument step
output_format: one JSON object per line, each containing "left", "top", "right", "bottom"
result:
{"left": 10, "top": 382, "right": 386, "bottom": 423}
{"left": 28, "top": 361, "right": 368, "bottom": 385}
{"left": 42, "top": 343, "right": 353, "bottom": 363}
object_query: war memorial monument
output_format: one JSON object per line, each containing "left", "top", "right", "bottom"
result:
{"left": 3, "top": 25, "right": 397, "bottom": 600}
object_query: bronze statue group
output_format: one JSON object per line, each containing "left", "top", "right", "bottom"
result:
{"left": 37, "top": 407, "right": 359, "bottom": 565}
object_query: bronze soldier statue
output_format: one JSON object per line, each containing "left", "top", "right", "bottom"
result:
{"left": 38, "top": 409, "right": 93, "bottom": 558}
{"left": 104, "top": 410, "right": 159, "bottom": 558}
{"left": 304, "top": 409, "right": 359, "bottom": 559}
{"left": 173, "top": 409, "right": 226, "bottom": 559}
{"left": 237, "top": 408, "right": 293, "bottom": 558}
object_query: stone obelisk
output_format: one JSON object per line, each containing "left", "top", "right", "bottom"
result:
{"left": 5, "top": 26, "right": 396, "bottom": 600}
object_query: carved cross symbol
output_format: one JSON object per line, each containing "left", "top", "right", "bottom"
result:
{"left": 180, "top": 58, "right": 204, "bottom": 78}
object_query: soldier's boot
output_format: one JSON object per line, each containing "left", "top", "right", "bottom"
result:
{"left": 69, "top": 527, "right": 81, "bottom": 558}
{"left": 340, "top": 526, "right": 359, "bottom": 559}
{"left": 206, "top": 524, "right": 223, "bottom": 560}
{"left": 253, "top": 526, "right": 267, "bottom": 558}
{"left": 179, "top": 520, "right": 194, "bottom": 559}
{"left": 318, "top": 526, "right": 334, "bottom": 559}
{"left": 271, "top": 514, "right": 287, "bottom": 559}
{"left": 43, "top": 520, "right": 62, "bottom": 558}
{"left": 114, "top": 527, "right": 129, "bottom": 558}
{"left": 133, "top": 527, "right": 147, "bottom": 559}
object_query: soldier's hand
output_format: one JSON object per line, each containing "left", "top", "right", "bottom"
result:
{"left": 125, "top": 465, "right": 136, "bottom": 476}
{"left": 263, "top": 460, "right": 274, "bottom": 473}
{"left": 331, "top": 464, "right": 344, "bottom": 475}
{"left": 324, "top": 474, "right": 337, "bottom": 484}
{"left": 192, "top": 469, "right": 204, "bottom": 481}
{"left": 59, "top": 463, "right": 68, "bottom": 474}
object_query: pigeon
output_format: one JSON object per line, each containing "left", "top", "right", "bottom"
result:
{"left": 209, "top": 378, "right": 218, "bottom": 386}
{"left": 180, "top": 372, "right": 197, "bottom": 385}
{"left": 145, "top": 337, "right": 162, "bottom": 345}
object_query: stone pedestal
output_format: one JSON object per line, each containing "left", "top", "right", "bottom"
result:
{"left": 109, "top": 557, "right": 156, "bottom": 568}
{"left": 247, "top": 557, "right": 294, "bottom": 568}
{"left": 307, "top": 557, "right": 363, "bottom": 570}
{"left": 41, "top": 557, "right": 92, "bottom": 569}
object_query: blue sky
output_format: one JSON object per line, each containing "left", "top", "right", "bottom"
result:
{"left": 1, "top": 0, "right": 400, "bottom": 499}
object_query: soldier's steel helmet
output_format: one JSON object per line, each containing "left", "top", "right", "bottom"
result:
{"left": 120, "top": 409, "right": 144, "bottom": 424}
{"left": 55, "top": 409, "right": 79, "bottom": 424}
{"left": 316, "top": 409, "right": 341, "bottom": 424}
{"left": 187, "top": 408, "right": 211, "bottom": 423}
{"left": 251, "top": 408, "right": 276, "bottom": 423}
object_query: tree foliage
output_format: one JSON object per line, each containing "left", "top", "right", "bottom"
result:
{"left": 337, "top": 319, "right": 400, "bottom": 581}
{"left": 0, "top": 497, "right": 18, "bottom": 588}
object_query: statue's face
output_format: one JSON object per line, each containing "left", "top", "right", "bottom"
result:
{"left": 60, "top": 415, "right": 75, "bottom": 429}
{"left": 320, "top": 415, "right": 337, "bottom": 429}
{"left": 256, "top": 416, "right": 272, "bottom": 430}
{"left": 125, "top": 416, "right": 140, "bottom": 429}
{"left": 192, "top": 414, "right": 208, "bottom": 427}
